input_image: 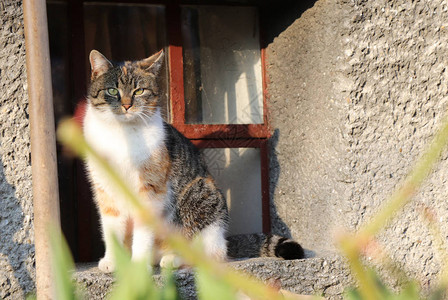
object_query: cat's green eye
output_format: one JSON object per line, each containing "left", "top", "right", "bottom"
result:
{"left": 134, "top": 88, "right": 144, "bottom": 96}
{"left": 106, "top": 88, "right": 119, "bottom": 96}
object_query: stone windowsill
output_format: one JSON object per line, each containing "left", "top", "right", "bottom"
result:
{"left": 74, "top": 255, "right": 351, "bottom": 299}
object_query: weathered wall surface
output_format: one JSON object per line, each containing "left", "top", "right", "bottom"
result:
{"left": 0, "top": 0, "right": 35, "bottom": 298}
{"left": 268, "top": 0, "right": 448, "bottom": 290}
{"left": 344, "top": 0, "right": 448, "bottom": 288}
{"left": 267, "top": 0, "right": 352, "bottom": 253}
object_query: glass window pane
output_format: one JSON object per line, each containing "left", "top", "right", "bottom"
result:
{"left": 201, "top": 148, "right": 262, "bottom": 235}
{"left": 83, "top": 3, "right": 170, "bottom": 121}
{"left": 182, "top": 6, "right": 264, "bottom": 125}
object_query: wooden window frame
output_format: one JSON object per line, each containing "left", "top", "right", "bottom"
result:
{"left": 169, "top": 4, "right": 271, "bottom": 140}
{"left": 167, "top": 4, "right": 271, "bottom": 232}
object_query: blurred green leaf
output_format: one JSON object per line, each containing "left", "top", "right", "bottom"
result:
{"left": 344, "top": 270, "right": 423, "bottom": 300}
{"left": 160, "top": 267, "right": 181, "bottom": 300}
{"left": 196, "top": 266, "right": 237, "bottom": 300}
{"left": 108, "top": 235, "right": 161, "bottom": 300}
{"left": 25, "top": 293, "right": 37, "bottom": 300}
{"left": 428, "top": 286, "right": 446, "bottom": 300}
{"left": 192, "top": 237, "right": 237, "bottom": 300}
{"left": 344, "top": 288, "right": 362, "bottom": 300}
{"left": 370, "top": 269, "right": 394, "bottom": 298}
{"left": 49, "top": 226, "right": 78, "bottom": 300}
{"left": 395, "top": 282, "right": 421, "bottom": 300}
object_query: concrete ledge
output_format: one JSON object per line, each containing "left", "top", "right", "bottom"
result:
{"left": 74, "top": 255, "right": 353, "bottom": 299}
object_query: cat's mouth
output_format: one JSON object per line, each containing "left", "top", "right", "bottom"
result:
{"left": 105, "top": 105, "right": 156, "bottom": 124}
{"left": 120, "top": 111, "right": 137, "bottom": 120}
{"left": 113, "top": 108, "right": 138, "bottom": 122}
{"left": 117, "top": 108, "right": 153, "bottom": 124}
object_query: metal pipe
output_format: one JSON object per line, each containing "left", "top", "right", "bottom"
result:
{"left": 23, "top": 0, "right": 61, "bottom": 299}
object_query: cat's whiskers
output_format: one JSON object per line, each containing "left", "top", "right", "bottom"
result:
{"left": 136, "top": 111, "right": 150, "bottom": 127}
{"left": 138, "top": 110, "right": 167, "bottom": 130}
{"left": 138, "top": 110, "right": 154, "bottom": 121}
{"left": 140, "top": 107, "right": 166, "bottom": 124}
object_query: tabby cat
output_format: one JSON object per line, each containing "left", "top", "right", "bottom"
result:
{"left": 83, "top": 50, "right": 304, "bottom": 273}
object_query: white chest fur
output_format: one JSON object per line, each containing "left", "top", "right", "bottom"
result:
{"left": 83, "top": 105, "right": 165, "bottom": 199}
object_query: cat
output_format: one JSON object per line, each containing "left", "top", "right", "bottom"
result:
{"left": 83, "top": 49, "right": 304, "bottom": 273}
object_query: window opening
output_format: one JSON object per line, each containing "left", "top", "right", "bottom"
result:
{"left": 202, "top": 147, "right": 263, "bottom": 234}
{"left": 182, "top": 6, "right": 263, "bottom": 125}
{"left": 48, "top": 1, "right": 271, "bottom": 262}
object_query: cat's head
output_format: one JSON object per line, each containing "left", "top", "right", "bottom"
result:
{"left": 87, "top": 50, "right": 164, "bottom": 123}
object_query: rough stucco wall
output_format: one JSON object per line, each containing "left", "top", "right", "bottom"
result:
{"left": 267, "top": 0, "right": 351, "bottom": 253}
{"left": 268, "top": 0, "right": 448, "bottom": 291}
{"left": 0, "top": 1, "right": 35, "bottom": 298}
{"left": 344, "top": 0, "right": 448, "bottom": 289}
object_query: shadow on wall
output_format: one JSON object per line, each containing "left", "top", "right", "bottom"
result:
{"left": 260, "top": 0, "right": 318, "bottom": 47}
{"left": 261, "top": 0, "right": 318, "bottom": 257}
{"left": 0, "top": 162, "right": 34, "bottom": 298}
{"left": 269, "top": 131, "right": 316, "bottom": 259}
{"left": 268, "top": 129, "right": 291, "bottom": 238}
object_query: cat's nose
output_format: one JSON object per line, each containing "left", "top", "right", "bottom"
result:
{"left": 122, "top": 104, "right": 132, "bottom": 111}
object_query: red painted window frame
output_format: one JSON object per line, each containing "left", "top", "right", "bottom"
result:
{"left": 167, "top": 5, "right": 272, "bottom": 232}
{"left": 167, "top": 5, "right": 271, "bottom": 139}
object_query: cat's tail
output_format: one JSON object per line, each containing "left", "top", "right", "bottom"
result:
{"left": 226, "top": 233, "right": 305, "bottom": 260}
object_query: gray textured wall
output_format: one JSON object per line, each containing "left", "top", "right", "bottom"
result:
{"left": 0, "top": 0, "right": 35, "bottom": 298}
{"left": 267, "top": 0, "right": 350, "bottom": 253}
{"left": 268, "top": 0, "right": 448, "bottom": 290}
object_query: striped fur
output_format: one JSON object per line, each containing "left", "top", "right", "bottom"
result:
{"left": 227, "top": 234, "right": 304, "bottom": 260}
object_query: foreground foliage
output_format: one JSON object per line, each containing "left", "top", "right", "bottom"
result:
{"left": 43, "top": 116, "right": 448, "bottom": 299}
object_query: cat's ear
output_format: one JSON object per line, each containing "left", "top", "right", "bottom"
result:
{"left": 89, "top": 50, "right": 113, "bottom": 80}
{"left": 139, "top": 50, "right": 164, "bottom": 74}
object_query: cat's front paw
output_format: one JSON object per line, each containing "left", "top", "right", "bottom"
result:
{"left": 98, "top": 257, "right": 115, "bottom": 273}
{"left": 159, "top": 254, "right": 184, "bottom": 269}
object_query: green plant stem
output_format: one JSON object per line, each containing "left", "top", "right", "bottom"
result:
{"left": 338, "top": 115, "right": 448, "bottom": 298}
{"left": 422, "top": 207, "right": 448, "bottom": 294}
{"left": 57, "top": 119, "right": 305, "bottom": 300}
{"left": 339, "top": 235, "right": 381, "bottom": 300}
{"left": 359, "top": 115, "right": 448, "bottom": 237}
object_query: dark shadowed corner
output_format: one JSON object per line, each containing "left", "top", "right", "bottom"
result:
{"left": 260, "top": 0, "right": 318, "bottom": 47}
